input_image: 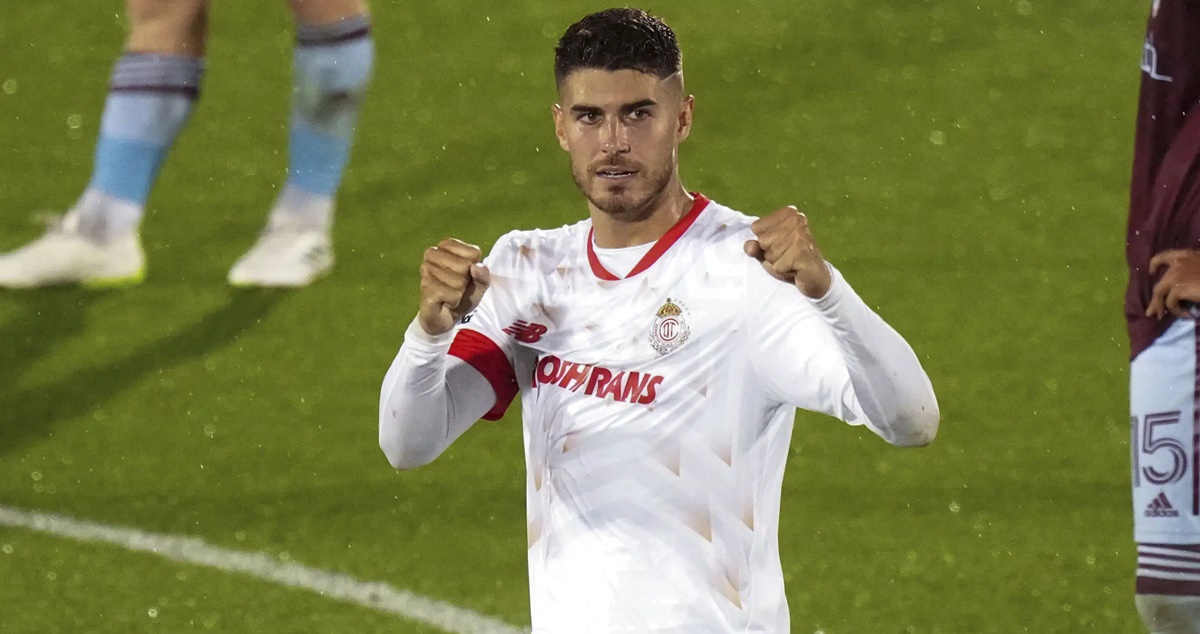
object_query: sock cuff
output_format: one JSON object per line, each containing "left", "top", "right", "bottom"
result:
{"left": 111, "top": 53, "right": 205, "bottom": 98}
{"left": 296, "top": 14, "right": 371, "bottom": 46}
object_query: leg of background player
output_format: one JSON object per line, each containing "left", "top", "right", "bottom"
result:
{"left": 0, "top": 0, "right": 208, "bottom": 289}
{"left": 1133, "top": 317, "right": 1200, "bottom": 633}
{"left": 1138, "top": 595, "right": 1200, "bottom": 634}
{"left": 226, "top": 0, "right": 373, "bottom": 288}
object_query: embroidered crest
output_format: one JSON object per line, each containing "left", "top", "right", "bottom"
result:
{"left": 648, "top": 298, "right": 690, "bottom": 356}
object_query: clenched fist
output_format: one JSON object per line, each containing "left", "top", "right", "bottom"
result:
{"left": 1147, "top": 249, "right": 1200, "bottom": 319}
{"left": 418, "top": 238, "right": 491, "bottom": 336}
{"left": 744, "top": 206, "right": 832, "bottom": 299}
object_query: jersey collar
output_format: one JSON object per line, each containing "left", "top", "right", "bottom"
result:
{"left": 586, "top": 193, "right": 711, "bottom": 281}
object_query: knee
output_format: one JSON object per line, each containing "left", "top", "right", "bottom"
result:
{"left": 1138, "top": 594, "right": 1200, "bottom": 634}
{"left": 125, "top": 0, "right": 208, "bottom": 54}
{"left": 287, "top": 0, "right": 369, "bottom": 24}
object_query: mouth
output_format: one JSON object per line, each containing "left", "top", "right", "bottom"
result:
{"left": 595, "top": 167, "right": 639, "bottom": 180}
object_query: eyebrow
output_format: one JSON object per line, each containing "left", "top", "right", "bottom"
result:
{"left": 569, "top": 99, "right": 659, "bottom": 116}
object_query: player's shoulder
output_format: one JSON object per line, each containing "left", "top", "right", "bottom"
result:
{"left": 689, "top": 197, "right": 761, "bottom": 255}
{"left": 693, "top": 197, "right": 813, "bottom": 297}
{"left": 484, "top": 220, "right": 588, "bottom": 275}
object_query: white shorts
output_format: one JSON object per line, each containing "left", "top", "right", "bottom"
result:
{"left": 1133, "top": 317, "right": 1200, "bottom": 595}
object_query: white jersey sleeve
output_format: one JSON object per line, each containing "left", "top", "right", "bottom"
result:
{"left": 445, "top": 232, "right": 528, "bottom": 420}
{"left": 377, "top": 233, "right": 529, "bottom": 469}
{"left": 746, "top": 261, "right": 939, "bottom": 446}
{"left": 378, "top": 320, "right": 496, "bottom": 469}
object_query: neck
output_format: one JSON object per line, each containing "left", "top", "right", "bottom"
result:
{"left": 589, "top": 179, "right": 693, "bottom": 249}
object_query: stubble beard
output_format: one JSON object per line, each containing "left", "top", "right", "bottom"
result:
{"left": 573, "top": 158, "right": 675, "bottom": 223}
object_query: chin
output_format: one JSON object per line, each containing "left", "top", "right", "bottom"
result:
{"left": 593, "top": 192, "right": 641, "bottom": 216}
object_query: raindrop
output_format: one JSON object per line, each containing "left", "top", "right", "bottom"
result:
{"left": 929, "top": 131, "right": 946, "bottom": 146}
{"left": 67, "top": 114, "right": 82, "bottom": 129}
{"left": 948, "top": 501, "right": 962, "bottom": 513}
{"left": 148, "top": 608, "right": 159, "bottom": 618}
{"left": 2, "top": 79, "right": 16, "bottom": 95}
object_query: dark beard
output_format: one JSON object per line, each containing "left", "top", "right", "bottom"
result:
{"left": 573, "top": 162, "right": 674, "bottom": 222}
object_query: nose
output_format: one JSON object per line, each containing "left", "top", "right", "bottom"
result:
{"left": 600, "top": 119, "right": 630, "bottom": 156}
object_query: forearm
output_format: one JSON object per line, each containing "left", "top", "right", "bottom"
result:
{"left": 812, "top": 267, "right": 940, "bottom": 446}
{"left": 378, "top": 318, "right": 494, "bottom": 469}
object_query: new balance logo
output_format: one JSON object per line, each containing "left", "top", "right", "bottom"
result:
{"left": 503, "top": 320, "right": 548, "bottom": 343}
{"left": 1145, "top": 492, "right": 1181, "bottom": 518}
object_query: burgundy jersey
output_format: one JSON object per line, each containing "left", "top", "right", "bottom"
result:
{"left": 1126, "top": 0, "right": 1200, "bottom": 359}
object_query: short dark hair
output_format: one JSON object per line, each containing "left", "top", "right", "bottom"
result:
{"left": 554, "top": 8, "right": 682, "bottom": 87}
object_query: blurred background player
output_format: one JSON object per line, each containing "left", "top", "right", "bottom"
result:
{"left": 1127, "top": 1, "right": 1200, "bottom": 632}
{"left": 0, "top": 0, "right": 374, "bottom": 288}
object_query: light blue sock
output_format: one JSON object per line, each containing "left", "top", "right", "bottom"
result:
{"left": 83, "top": 54, "right": 203, "bottom": 236}
{"left": 276, "top": 15, "right": 373, "bottom": 228}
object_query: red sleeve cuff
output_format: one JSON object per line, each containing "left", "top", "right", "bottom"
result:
{"left": 448, "top": 329, "right": 519, "bottom": 421}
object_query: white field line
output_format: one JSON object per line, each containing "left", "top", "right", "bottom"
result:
{"left": 0, "top": 504, "right": 528, "bottom": 634}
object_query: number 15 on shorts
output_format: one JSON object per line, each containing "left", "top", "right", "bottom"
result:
{"left": 1133, "top": 411, "right": 1197, "bottom": 516}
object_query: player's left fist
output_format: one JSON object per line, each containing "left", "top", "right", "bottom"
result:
{"left": 1147, "top": 249, "right": 1200, "bottom": 319}
{"left": 744, "top": 206, "right": 832, "bottom": 299}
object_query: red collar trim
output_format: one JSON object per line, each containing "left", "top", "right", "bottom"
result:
{"left": 586, "top": 193, "right": 711, "bottom": 281}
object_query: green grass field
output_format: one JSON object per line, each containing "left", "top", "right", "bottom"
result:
{"left": 0, "top": 1, "right": 1149, "bottom": 631}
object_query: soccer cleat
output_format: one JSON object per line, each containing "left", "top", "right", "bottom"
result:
{"left": 0, "top": 213, "right": 145, "bottom": 289}
{"left": 227, "top": 223, "right": 333, "bottom": 288}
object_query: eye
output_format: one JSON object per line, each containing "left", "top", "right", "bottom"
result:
{"left": 629, "top": 108, "right": 651, "bottom": 120}
{"left": 577, "top": 112, "right": 600, "bottom": 124}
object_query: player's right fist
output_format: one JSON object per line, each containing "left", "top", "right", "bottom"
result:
{"left": 418, "top": 238, "right": 491, "bottom": 337}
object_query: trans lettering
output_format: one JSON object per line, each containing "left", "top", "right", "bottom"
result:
{"left": 533, "top": 355, "right": 663, "bottom": 405}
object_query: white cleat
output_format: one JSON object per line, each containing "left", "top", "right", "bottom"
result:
{"left": 0, "top": 213, "right": 145, "bottom": 289}
{"left": 227, "top": 224, "right": 333, "bottom": 288}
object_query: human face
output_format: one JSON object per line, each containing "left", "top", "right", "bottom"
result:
{"left": 553, "top": 69, "right": 693, "bottom": 219}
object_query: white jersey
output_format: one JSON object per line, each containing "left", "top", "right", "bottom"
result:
{"left": 430, "top": 194, "right": 930, "bottom": 633}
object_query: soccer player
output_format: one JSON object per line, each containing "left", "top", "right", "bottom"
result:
{"left": 379, "top": 8, "right": 939, "bottom": 632}
{"left": 0, "top": 0, "right": 373, "bottom": 288}
{"left": 1127, "top": 2, "right": 1200, "bottom": 632}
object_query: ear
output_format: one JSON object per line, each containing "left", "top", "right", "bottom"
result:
{"left": 677, "top": 95, "right": 695, "bottom": 143}
{"left": 552, "top": 104, "right": 570, "bottom": 152}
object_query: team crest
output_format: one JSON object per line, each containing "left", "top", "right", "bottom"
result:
{"left": 648, "top": 298, "right": 690, "bottom": 356}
